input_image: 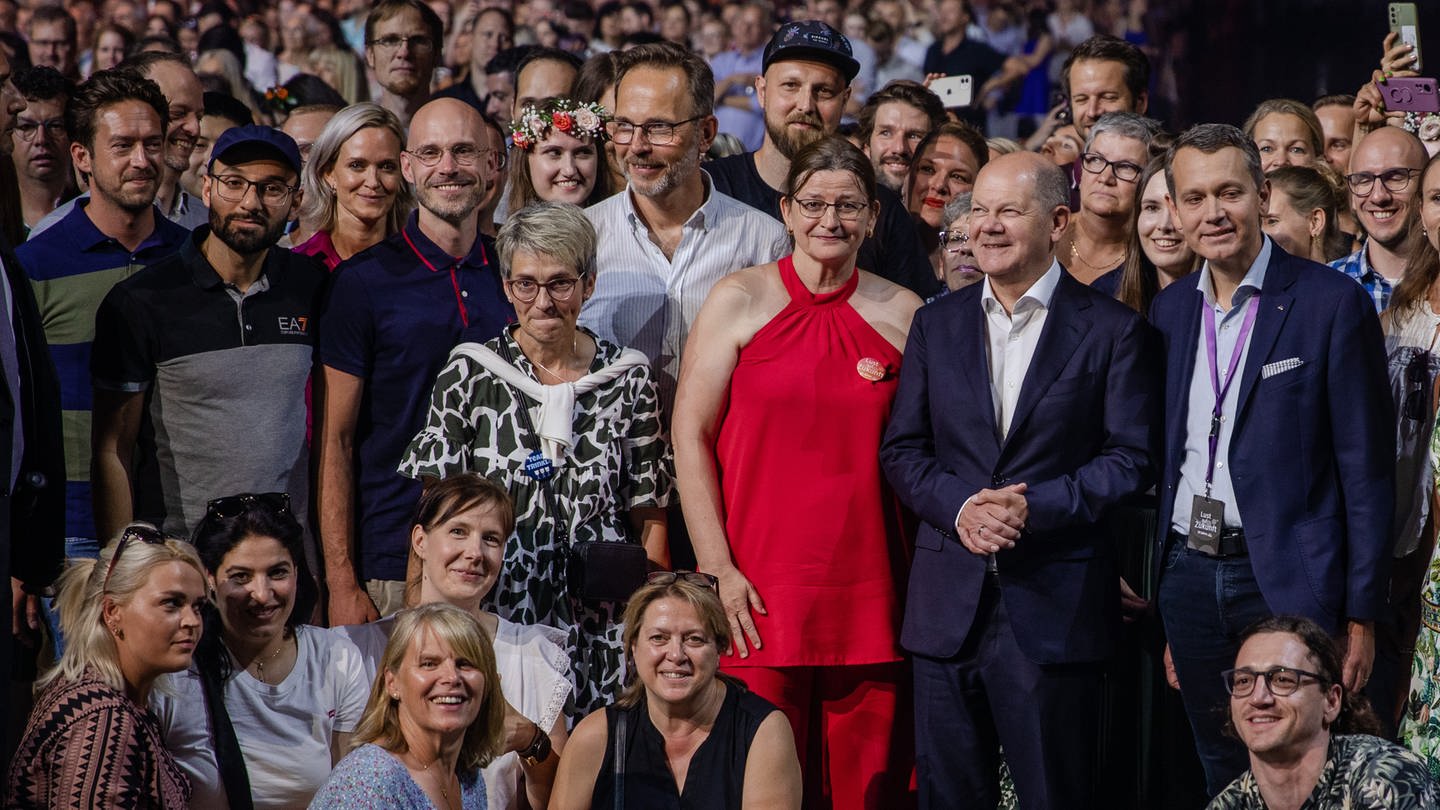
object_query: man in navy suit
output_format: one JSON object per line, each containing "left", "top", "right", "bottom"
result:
{"left": 1151, "top": 123, "right": 1394, "bottom": 796}
{"left": 880, "top": 151, "right": 1158, "bottom": 809}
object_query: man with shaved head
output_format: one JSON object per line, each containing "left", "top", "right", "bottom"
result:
{"left": 881, "top": 150, "right": 1158, "bottom": 809}
{"left": 1330, "top": 126, "right": 1428, "bottom": 311}
{"left": 317, "top": 97, "right": 514, "bottom": 625}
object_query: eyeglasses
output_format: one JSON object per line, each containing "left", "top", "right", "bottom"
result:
{"left": 14, "top": 118, "right": 66, "bottom": 141}
{"left": 1406, "top": 351, "right": 1431, "bottom": 422}
{"left": 605, "top": 116, "right": 704, "bottom": 146}
{"left": 791, "top": 198, "right": 870, "bottom": 221}
{"left": 209, "top": 173, "right": 298, "bottom": 206}
{"left": 506, "top": 276, "right": 583, "bottom": 303}
{"left": 204, "top": 492, "right": 292, "bottom": 521}
{"left": 406, "top": 143, "right": 498, "bottom": 168}
{"left": 1079, "top": 152, "right": 1143, "bottom": 182}
{"left": 938, "top": 229, "right": 969, "bottom": 250}
{"left": 646, "top": 570, "right": 719, "bottom": 590}
{"left": 1345, "top": 167, "right": 1421, "bottom": 196}
{"left": 102, "top": 525, "right": 167, "bottom": 594}
{"left": 1221, "top": 665, "right": 1328, "bottom": 698}
{"left": 368, "top": 34, "right": 435, "bottom": 52}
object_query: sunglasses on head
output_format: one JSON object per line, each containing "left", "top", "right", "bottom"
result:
{"left": 204, "top": 492, "right": 292, "bottom": 521}
{"left": 102, "top": 525, "right": 167, "bottom": 594}
{"left": 646, "top": 570, "right": 719, "bottom": 590}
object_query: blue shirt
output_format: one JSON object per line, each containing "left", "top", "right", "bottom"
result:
{"left": 319, "top": 212, "right": 513, "bottom": 580}
{"left": 1330, "top": 240, "right": 1392, "bottom": 312}
{"left": 1172, "top": 238, "right": 1273, "bottom": 533}
{"left": 19, "top": 201, "right": 188, "bottom": 540}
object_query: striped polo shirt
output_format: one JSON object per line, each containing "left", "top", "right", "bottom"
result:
{"left": 19, "top": 201, "right": 189, "bottom": 541}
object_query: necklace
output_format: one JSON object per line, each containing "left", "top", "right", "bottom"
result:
{"left": 249, "top": 637, "right": 288, "bottom": 684}
{"left": 1069, "top": 239, "right": 1126, "bottom": 271}
{"left": 416, "top": 754, "right": 455, "bottom": 809}
{"left": 528, "top": 335, "right": 581, "bottom": 382}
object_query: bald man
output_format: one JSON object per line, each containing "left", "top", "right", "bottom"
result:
{"left": 1330, "top": 126, "right": 1428, "bottom": 311}
{"left": 317, "top": 98, "right": 514, "bottom": 625}
{"left": 881, "top": 151, "right": 1159, "bottom": 809}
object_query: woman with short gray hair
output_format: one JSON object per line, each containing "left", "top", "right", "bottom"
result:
{"left": 294, "top": 102, "right": 413, "bottom": 269}
{"left": 400, "top": 202, "right": 673, "bottom": 718}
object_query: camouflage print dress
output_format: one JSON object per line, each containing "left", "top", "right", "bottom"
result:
{"left": 399, "top": 327, "right": 673, "bottom": 717}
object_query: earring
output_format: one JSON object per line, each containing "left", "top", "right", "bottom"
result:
{"left": 110, "top": 624, "right": 124, "bottom": 640}
{"left": 391, "top": 693, "right": 400, "bottom": 701}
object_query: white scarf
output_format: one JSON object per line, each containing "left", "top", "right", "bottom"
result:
{"left": 449, "top": 340, "right": 650, "bottom": 464}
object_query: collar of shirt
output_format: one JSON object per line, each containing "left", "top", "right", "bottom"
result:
{"left": 67, "top": 198, "right": 176, "bottom": 254}
{"left": 980, "top": 258, "right": 1062, "bottom": 318}
{"left": 182, "top": 225, "right": 273, "bottom": 294}
{"left": 1196, "top": 235, "right": 1272, "bottom": 309}
{"left": 621, "top": 170, "right": 716, "bottom": 235}
{"left": 402, "top": 210, "right": 492, "bottom": 270}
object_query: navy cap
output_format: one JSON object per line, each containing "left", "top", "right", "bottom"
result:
{"left": 209, "top": 125, "right": 303, "bottom": 176}
{"left": 762, "top": 20, "right": 860, "bottom": 84}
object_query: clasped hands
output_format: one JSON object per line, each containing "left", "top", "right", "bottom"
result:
{"left": 956, "top": 483, "right": 1029, "bottom": 555}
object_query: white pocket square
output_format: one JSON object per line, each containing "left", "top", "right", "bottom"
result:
{"left": 1261, "top": 357, "right": 1304, "bottom": 379}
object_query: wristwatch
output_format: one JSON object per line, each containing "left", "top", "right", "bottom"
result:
{"left": 520, "top": 724, "right": 552, "bottom": 767}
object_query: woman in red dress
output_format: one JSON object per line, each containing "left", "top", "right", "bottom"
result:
{"left": 673, "top": 136, "right": 923, "bottom": 809}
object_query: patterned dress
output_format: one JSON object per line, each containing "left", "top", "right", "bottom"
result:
{"left": 399, "top": 327, "right": 672, "bottom": 716}
{"left": 5, "top": 667, "right": 191, "bottom": 808}
{"left": 1402, "top": 403, "right": 1440, "bottom": 774}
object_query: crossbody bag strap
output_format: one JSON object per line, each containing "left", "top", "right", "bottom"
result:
{"left": 614, "top": 708, "right": 627, "bottom": 810}
{"left": 497, "top": 337, "right": 572, "bottom": 563}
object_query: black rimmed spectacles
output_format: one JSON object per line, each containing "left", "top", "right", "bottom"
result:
{"left": 1079, "top": 152, "right": 1143, "bottom": 182}
{"left": 1345, "top": 167, "right": 1421, "bottom": 196}
{"left": 506, "top": 276, "right": 583, "bottom": 303}
{"left": 209, "top": 173, "right": 298, "bottom": 206}
{"left": 1221, "top": 665, "right": 1328, "bottom": 698}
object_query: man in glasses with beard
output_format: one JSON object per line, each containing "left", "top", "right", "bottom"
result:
{"left": 706, "top": 20, "right": 939, "bottom": 298}
{"left": 91, "top": 127, "right": 325, "bottom": 567}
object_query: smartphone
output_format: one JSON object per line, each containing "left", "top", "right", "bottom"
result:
{"left": 1383, "top": 76, "right": 1440, "bottom": 113}
{"left": 930, "top": 74, "right": 974, "bottom": 109}
{"left": 1391, "top": 2, "right": 1423, "bottom": 73}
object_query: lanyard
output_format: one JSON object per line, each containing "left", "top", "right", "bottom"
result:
{"left": 402, "top": 227, "right": 471, "bottom": 328}
{"left": 1201, "top": 293, "right": 1259, "bottom": 495}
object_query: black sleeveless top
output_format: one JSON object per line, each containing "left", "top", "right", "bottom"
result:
{"left": 590, "top": 684, "right": 778, "bottom": 810}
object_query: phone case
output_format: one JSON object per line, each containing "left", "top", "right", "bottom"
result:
{"left": 1392, "top": 3, "right": 1423, "bottom": 73}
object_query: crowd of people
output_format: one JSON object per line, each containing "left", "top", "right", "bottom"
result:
{"left": 0, "top": 0, "right": 1438, "bottom": 807}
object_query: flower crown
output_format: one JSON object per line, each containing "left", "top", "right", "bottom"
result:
{"left": 510, "top": 98, "right": 610, "bottom": 151}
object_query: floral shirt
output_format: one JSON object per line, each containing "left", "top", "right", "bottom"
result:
{"left": 1209, "top": 735, "right": 1438, "bottom": 809}
{"left": 399, "top": 327, "right": 672, "bottom": 716}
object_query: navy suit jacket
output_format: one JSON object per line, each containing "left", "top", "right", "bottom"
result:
{"left": 1150, "top": 244, "right": 1394, "bottom": 632}
{"left": 881, "top": 270, "right": 1159, "bottom": 665}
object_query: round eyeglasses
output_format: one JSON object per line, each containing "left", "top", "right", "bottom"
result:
{"left": 1221, "top": 666, "right": 1328, "bottom": 698}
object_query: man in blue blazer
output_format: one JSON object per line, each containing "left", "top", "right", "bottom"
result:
{"left": 1151, "top": 123, "right": 1394, "bottom": 796}
{"left": 880, "top": 151, "right": 1159, "bottom": 809}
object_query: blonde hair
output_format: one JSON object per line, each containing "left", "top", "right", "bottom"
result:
{"left": 352, "top": 604, "right": 505, "bottom": 771}
{"left": 618, "top": 576, "right": 732, "bottom": 708}
{"left": 38, "top": 524, "right": 205, "bottom": 693}
{"left": 300, "top": 102, "right": 414, "bottom": 235}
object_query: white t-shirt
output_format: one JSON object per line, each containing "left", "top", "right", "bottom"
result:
{"left": 153, "top": 625, "right": 371, "bottom": 809}
{"left": 339, "top": 614, "right": 572, "bottom": 810}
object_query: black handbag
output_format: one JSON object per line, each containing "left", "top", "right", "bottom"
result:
{"left": 500, "top": 339, "right": 648, "bottom": 604}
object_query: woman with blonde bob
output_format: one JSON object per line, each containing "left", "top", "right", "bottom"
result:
{"left": 294, "top": 102, "right": 413, "bottom": 267}
{"left": 312, "top": 603, "right": 505, "bottom": 809}
{"left": 550, "top": 574, "right": 801, "bottom": 809}
{"left": 6, "top": 525, "right": 207, "bottom": 808}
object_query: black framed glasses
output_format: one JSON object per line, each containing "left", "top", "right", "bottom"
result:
{"left": 606, "top": 116, "right": 704, "bottom": 145}
{"left": 1405, "top": 351, "right": 1431, "bottom": 422}
{"left": 204, "top": 492, "right": 292, "bottom": 521}
{"left": 938, "top": 230, "right": 969, "bottom": 250}
{"left": 506, "top": 276, "right": 583, "bottom": 303}
{"left": 792, "top": 198, "right": 870, "bottom": 221}
{"left": 1079, "top": 152, "right": 1143, "bottom": 182}
{"left": 102, "top": 525, "right": 167, "bottom": 594}
{"left": 406, "top": 143, "right": 497, "bottom": 168}
{"left": 209, "top": 173, "right": 298, "bottom": 206}
{"left": 1221, "top": 665, "right": 1328, "bottom": 698}
{"left": 646, "top": 570, "right": 719, "bottom": 590}
{"left": 368, "top": 34, "right": 435, "bottom": 52}
{"left": 1345, "top": 167, "right": 1421, "bottom": 196}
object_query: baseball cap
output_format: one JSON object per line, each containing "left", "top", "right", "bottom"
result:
{"left": 209, "top": 125, "right": 303, "bottom": 176}
{"left": 762, "top": 20, "right": 861, "bottom": 84}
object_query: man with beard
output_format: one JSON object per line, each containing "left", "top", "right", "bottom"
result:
{"left": 29, "top": 50, "right": 208, "bottom": 237}
{"left": 1329, "top": 127, "right": 1427, "bottom": 312}
{"left": 317, "top": 98, "right": 514, "bottom": 625}
{"left": 9, "top": 66, "right": 76, "bottom": 233}
{"left": 858, "top": 79, "right": 945, "bottom": 194}
{"left": 707, "top": 21, "right": 939, "bottom": 297}
{"left": 582, "top": 42, "right": 788, "bottom": 420}
{"left": 90, "top": 125, "right": 324, "bottom": 545}
{"left": 20, "top": 69, "right": 188, "bottom": 567}
{"left": 364, "top": 0, "right": 443, "bottom": 127}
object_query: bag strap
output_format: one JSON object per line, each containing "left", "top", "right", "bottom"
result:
{"left": 614, "top": 708, "right": 627, "bottom": 810}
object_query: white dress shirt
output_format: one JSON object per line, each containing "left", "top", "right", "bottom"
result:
{"left": 981, "top": 259, "right": 1063, "bottom": 440}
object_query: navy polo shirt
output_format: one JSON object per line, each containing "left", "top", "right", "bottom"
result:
{"left": 319, "top": 211, "right": 513, "bottom": 580}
